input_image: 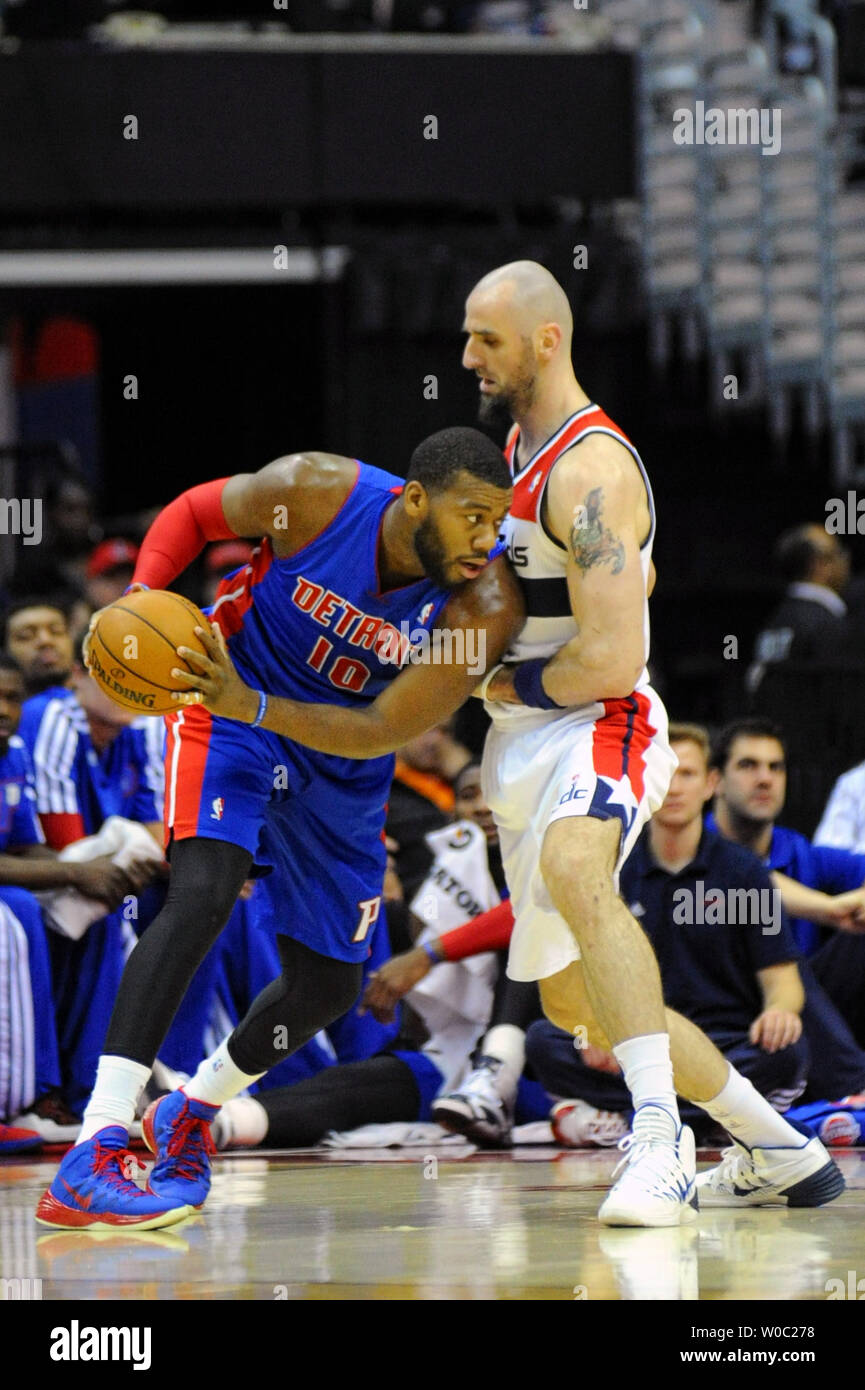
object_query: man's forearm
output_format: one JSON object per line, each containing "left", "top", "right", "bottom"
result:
{"left": 541, "top": 643, "right": 644, "bottom": 705}
{"left": 0, "top": 851, "right": 77, "bottom": 891}
{"left": 760, "top": 978, "right": 805, "bottom": 1015}
{"left": 256, "top": 693, "right": 397, "bottom": 759}
{"left": 490, "top": 644, "right": 645, "bottom": 708}
{"left": 772, "top": 871, "right": 836, "bottom": 924}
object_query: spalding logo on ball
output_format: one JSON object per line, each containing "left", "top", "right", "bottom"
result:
{"left": 86, "top": 589, "right": 210, "bottom": 715}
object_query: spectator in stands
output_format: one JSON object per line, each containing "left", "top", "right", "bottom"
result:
{"left": 396, "top": 758, "right": 533, "bottom": 1146}
{"left": 9, "top": 474, "right": 95, "bottom": 629}
{"left": 708, "top": 717, "right": 865, "bottom": 1100}
{"left": 4, "top": 597, "right": 75, "bottom": 696}
{"left": 385, "top": 721, "right": 472, "bottom": 949}
{"left": 815, "top": 757, "right": 865, "bottom": 855}
{"left": 45, "top": 474, "right": 100, "bottom": 593}
{"left": 747, "top": 524, "right": 855, "bottom": 695}
{"left": 524, "top": 722, "right": 810, "bottom": 1145}
{"left": 806, "top": 763, "right": 865, "bottom": 1050}
{"left": 84, "top": 538, "right": 139, "bottom": 613}
{"left": 0, "top": 654, "right": 133, "bottom": 1145}
{"left": 15, "top": 651, "right": 164, "bottom": 1118}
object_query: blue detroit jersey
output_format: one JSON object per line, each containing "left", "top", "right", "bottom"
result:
{"left": 168, "top": 461, "right": 476, "bottom": 963}
{"left": 0, "top": 735, "right": 44, "bottom": 850}
{"left": 209, "top": 461, "right": 455, "bottom": 704}
{"left": 18, "top": 688, "right": 163, "bottom": 835}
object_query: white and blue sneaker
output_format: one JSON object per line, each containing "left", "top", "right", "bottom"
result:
{"left": 431, "top": 1057, "right": 514, "bottom": 1148}
{"left": 696, "top": 1122, "right": 845, "bottom": 1208}
{"left": 599, "top": 1105, "right": 698, "bottom": 1228}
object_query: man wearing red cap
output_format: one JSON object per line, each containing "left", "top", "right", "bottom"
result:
{"left": 85, "top": 539, "right": 139, "bottom": 613}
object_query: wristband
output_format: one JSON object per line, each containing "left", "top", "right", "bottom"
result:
{"left": 250, "top": 690, "right": 268, "bottom": 728}
{"left": 512, "top": 658, "right": 564, "bottom": 710}
{"left": 421, "top": 940, "right": 442, "bottom": 966}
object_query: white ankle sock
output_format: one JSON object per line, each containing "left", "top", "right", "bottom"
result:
{"left": 77, "top": 1056, "right": 152, "bottom": 1144}
{"left": 184, "top": 1038, "right": 266, "bottom": 1108}
{"left": 613, "top": 1033, "right": 680, "bottom": 1127}
{"left": 479, "top": 1025, "right": 525, "bottom": 1102}
{"left": 701, "top": 1065, "right": 803, "bottom": 1149}
{"left": 220, "top": 1096, "right": 269, "bottom": 1148}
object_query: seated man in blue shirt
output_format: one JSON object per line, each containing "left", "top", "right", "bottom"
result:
{"left": 0, "top": 654, "right": 139, "bottom": 1146}
{"left": 526, "top": 723, "right": 811, "bottom": 1145}
{"left": 17, "top": 651, "right": 167, "bottom": 1117}
{"left": 708, "top": 717, "right": 865, "bottom": 1102}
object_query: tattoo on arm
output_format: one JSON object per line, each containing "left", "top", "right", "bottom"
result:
{"left": 569, "top": 487, "right": 626, "bottom": 575}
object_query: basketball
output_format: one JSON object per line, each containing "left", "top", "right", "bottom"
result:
{"left": 86, "top": 589, "right": 210, "bottom": 714}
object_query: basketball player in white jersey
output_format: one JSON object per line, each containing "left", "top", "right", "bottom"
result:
{"left": 449, "top": 261, "right": 844, "bottom": 1225}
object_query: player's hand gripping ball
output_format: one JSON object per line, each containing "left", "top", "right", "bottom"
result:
{"left": 169, "top": 618, "right": 259, "bottom": 723}
{"left": 84, "top": 589, "right": 213, "bottom": 715}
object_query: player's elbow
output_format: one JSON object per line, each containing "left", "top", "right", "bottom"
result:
{"left": 605, "top": 661, "right": 646, "bottom": 699}
{"left": 590, "top": 643, "right": 645, "bottom": 699}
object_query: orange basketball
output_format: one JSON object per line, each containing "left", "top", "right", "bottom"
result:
{"left": 86, "top": 589, "right": 211, "bottom": 715}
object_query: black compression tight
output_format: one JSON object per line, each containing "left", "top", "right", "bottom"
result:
{"left": 105, "top": 838, "right": 253, "bottom": 1066}
{"left": 491, "top": 951, "right": 543, "bottom": 1031}
{"left": 227, "top": 935, "right": 362, "bottom": 1075}
{"left": 255, "top": 1055, "right": 421, "bottom": 1148}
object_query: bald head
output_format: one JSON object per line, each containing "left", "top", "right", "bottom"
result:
{"left": 469, "top": 260, "right": 573, "bottom": 347}
{"left": 462, "top": 261, "right": 576, "bottom": 429}
{"left": 774, "top": 522, "right": 849, "bottom": 594}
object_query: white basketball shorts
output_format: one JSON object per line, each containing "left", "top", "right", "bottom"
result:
{"left": 481, "top": 685, "right": 678, "bottom": 982}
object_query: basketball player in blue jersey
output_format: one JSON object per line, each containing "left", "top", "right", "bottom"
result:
{"left": 36, "top": 426, "right": 520, "bottom": 1230}
{"left": 165, "top": 264, "right": 845, "bottom": 1228}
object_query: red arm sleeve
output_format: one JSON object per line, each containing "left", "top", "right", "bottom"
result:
{"left": 438, "top": 899, "right": 515, "bottom": 961}
{"left": 133, "top": 479, "right": 237, "bottom": 590}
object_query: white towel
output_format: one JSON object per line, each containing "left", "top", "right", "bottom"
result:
{"left": 37, "top": 815, "right": 164, "bottom": 939}
{"left": 320, "top": 1122, "right": 472, "bottom": 1149}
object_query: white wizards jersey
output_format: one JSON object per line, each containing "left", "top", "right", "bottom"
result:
{"left": 489, "top": 402, "right": 656, "bottom": 727}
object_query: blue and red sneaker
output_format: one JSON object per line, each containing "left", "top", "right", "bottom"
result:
{"left": 1, "top": 1122, "right": 42, "bottom": 1155}
{"left": 142, "top": 1089, "right": 217, "bottom": 1210}
{"left": 35, "top": 1126, "right": 193, "bottom": 1230}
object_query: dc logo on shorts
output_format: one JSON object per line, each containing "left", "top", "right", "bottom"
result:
{"left": 558, "top": 777, "right": 588, "bottom": 806}
{"left": 210, "top": 797, "right": 225, "bottom": 821}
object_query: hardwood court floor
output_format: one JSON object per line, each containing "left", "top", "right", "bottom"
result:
{"left": 3, "top": 1146, "right": 864, "bottom": 1300}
